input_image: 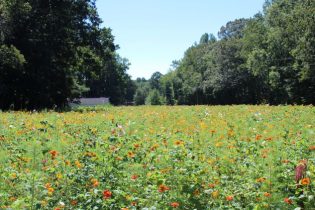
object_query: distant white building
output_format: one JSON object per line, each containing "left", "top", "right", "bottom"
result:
{"left": 70, "top": 97, "right": 110, "bottom": 106}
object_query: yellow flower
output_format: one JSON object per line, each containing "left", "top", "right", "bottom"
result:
{"left": 10, "top": 173, "right": 17, "bottom": 179}
{"left": 41, "top": 200, "right": 48, "bottom": 207}
{"left": 56, "top": 173, "right": 63, "bottom": 180}
{"left": 215, "top": 142, "right": 223, "bottom": 147}
{"left": 211, "top": 191, "right": 219, "bottom": 198}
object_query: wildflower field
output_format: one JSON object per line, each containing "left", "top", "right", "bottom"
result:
{"left": 0, "top": 106, "right": 314, "bottom": 210}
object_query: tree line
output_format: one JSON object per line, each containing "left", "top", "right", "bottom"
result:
{"left": 0, "top": 0, "right": 134, "bottom": 110}
{"left": 1, "top": 0, "right": 314, "bottom": 109}
{"left": 134, "top": 0, "right": 315, "bottom": 105}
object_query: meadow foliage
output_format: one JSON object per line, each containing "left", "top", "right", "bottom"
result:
{"left": 0, "top": 106, "right": 314, "bottom": 209}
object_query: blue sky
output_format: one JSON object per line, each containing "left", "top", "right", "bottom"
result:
{"left": 96, "top": 0, "right": 266, "bottom": 79}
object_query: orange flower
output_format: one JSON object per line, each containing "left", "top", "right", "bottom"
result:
{"left": 85, "top": 152, "right": 96, "bottom": 157}
{"left": 174, "top": 140, "right": 184, "bottom": 146}
{"left": 9, "top": 197, "right": 16, "bottom": 202}
{"left": 47, "top": 188, "right": 54, "bottom": 193}
{"left": 170, "top": 202, "right": 180, "bottom": 208}
{"left": 131, "top": 201, "right": 137, "bottom": 206}
{"left": 44, "top": 183, "right": 51, "bottom": 189}
{"left": 255, "top": 134, "right": 262, "bottom": 140}
{"left": 103, "top": 190, "right": 112, "bottom": 199}
{"left": 256, "top": 177, "right": 266, "bottom": 183}
{"left": 158, "top": 184, "right": 170, "bottom": 193}
{"left": 150, "top": 144, "right": 159, "bottom": 151}
{"left": 264, "top": 192, "right": 271, "bottom": 197}
{"left": 65, "top": 160, "right": 71, "bottom": 166}
{"left": 282, "top": 159, "right": 290, "bottom": 164}
{"left": 75, "top": 160, "right": 82, "bottom": 168}
{"left": 121, "top": 208, "right": 129, "bottom": 210}
{"left": 284, "top": 197, "right": 293, "bottom": 205}
{"left": 226, "top": 195, "right": 234, "bottom": 201}
{"left": 208, "top": 183, "right": 216, "bottom": 188}
{"left": 309, "top": 146, "right": 315, "bottom": 151}
{"left": 193, "top": 189, "right": 200, "bottom": 196}
{"left": 70, "top": 200, "right": 78, "bottom": 206}
{"left": 91, "top": 178, "right": 99, "bottom": 187}
{"left": 127, "top": 151, "right": 135, "bottom": 158}
{"left": 49, "top": 150, "right": 58, "bottom": 159}
{"left": 301, "top": 178, "right": 310, "bottom": 185}
{"left": 47, "top": 186, "right": 54, "bottom": 196}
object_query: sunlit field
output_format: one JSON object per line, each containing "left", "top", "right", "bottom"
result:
{"left": 0, "top": 106, "right": 314, "bottom": 209}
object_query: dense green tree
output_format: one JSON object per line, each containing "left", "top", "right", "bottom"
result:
{"left": 241, "top": 13, "right": 270, "bottom": 103}
{"left": 158, "top": 0, "right": 315, "bottom": 105}
{"left": 0, "top": 0, "right": 133, "bottom": 110}
{"left": 145, "top": 89, "right": 163, "bottom": 105}
{"left": 0, "top": 45, "right": 26, "bottom": 109}
{"left": 134, "top": 78, "right": 150, "bottom": 105}
{"left": 204, "top": 39, "right": 255, "bottom": 104}
{"left": 149, "top": 71, "right": 163, "bottom": 91}
{"left": 218, "top": 18, "right": 249, "bottom": 40}
{"left": 199, "top": 33, "right": 209, "bottom": 45}
{"left": 134, "top": 88, "right": 147, "bottom": 105}
{"left": 161, "top": 73, "right": 176, "bottom": 105}
{"left": 265, "top": 0, "right": 315, "bottom": 104}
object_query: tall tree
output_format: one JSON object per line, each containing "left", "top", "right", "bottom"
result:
{"left": 0, "top": 0, "right": 133, "bottom": 110}
{"left": 218, "top": 18, "right": 249, "bottom": 40}
{"left": 199, "top": 33, "right": 209, "bottom": 45}
{"left": 149, "top": 71, "right": 163, "bottom": 91}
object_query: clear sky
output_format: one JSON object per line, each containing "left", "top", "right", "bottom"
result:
{"left": 96, "top": 0, "right": 266, "bottom": 79}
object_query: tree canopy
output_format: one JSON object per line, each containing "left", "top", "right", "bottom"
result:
{"left": 0, "top": 0, "right": 134, "bottom": 110}
{"left": 134, "top": 0, "right": 314, "bottom": 105}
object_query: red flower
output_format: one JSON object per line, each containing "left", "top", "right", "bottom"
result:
{"left": 103, "top": 190, "right": 112, "bottom": 199}
{"left": 131, "top": 174, "right": 138, "bottom": 180}
{"left": 158, "top": 184, "right": 170, "bottom": 193}
{"left": 284, "top": 197, "right": 293, "bottom": 205}
{"left": 226, "top": 195, "right": 234, "bottom": 201}
{"left": 170, "top": 202, "right": 180, "bottom": 208}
